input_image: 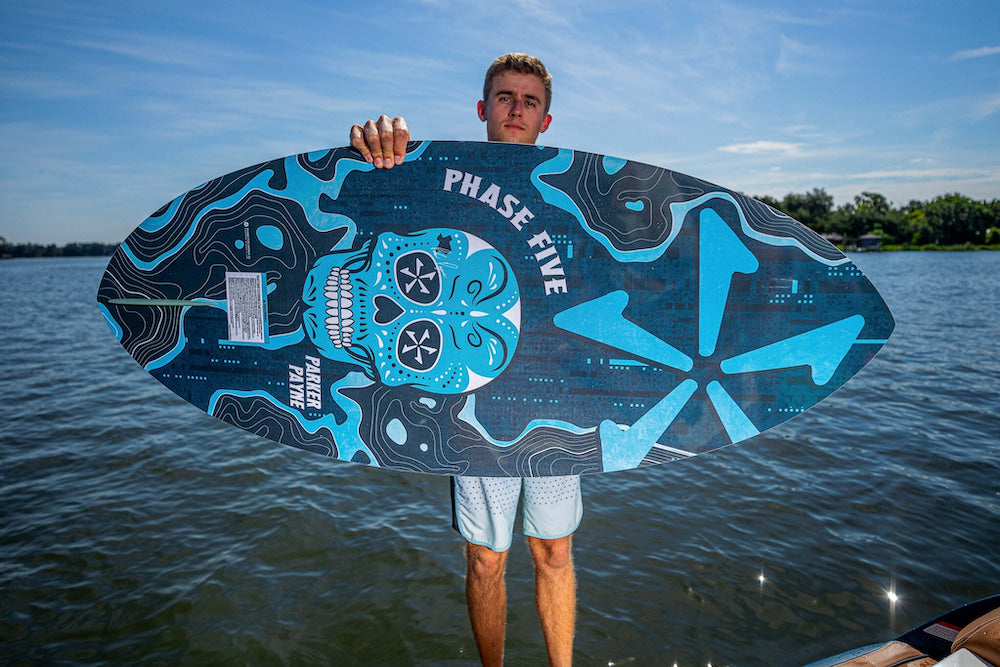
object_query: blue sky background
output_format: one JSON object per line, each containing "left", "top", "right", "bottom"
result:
{"left": 2, "top": 0, "right": 998, "bottom": 244}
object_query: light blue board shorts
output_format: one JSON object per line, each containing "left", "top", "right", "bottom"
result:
{"left": 451, "top": 475, "right": 583, "bottom": 553}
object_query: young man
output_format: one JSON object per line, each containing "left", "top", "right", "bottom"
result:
{"left": 350, "top": 54, "right": 580, "bottom": 667}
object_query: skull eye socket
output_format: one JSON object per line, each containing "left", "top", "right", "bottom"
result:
{"left": 396, "top": 319, "right": 441, "bottom": 372}
{"left": 395, "top": 251, "right": 441, "bottom": 305}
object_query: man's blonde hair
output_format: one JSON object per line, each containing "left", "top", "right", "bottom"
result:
{"left": 483, "top": 53, "right": 552, "bottom": 113}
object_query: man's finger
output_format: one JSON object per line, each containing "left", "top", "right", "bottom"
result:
{"left": 363, "top": 118, "right": 386, "bottom": 168}
{"left": 391, "top": 117, "right": 410, "bottom": 166}
{"left": 349, "top": 124, "right": 372, "bottom": 163}
{"left": 376, "top": 115, "right": 397, "bottom": 169}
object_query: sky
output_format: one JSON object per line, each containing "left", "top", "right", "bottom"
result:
{"left": 1, "top": 0, "right": 999, "bottom": 245}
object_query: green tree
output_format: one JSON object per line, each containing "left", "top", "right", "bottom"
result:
{"left": 922, "top": 194, "right": 991, "bottom": 245}
{"left": 781, "top": 188, "right": 834, "bottom": 233}
{"left": 833, "top": 192, "right": 905, "bottom": 243}
{"left": 755, "top": 195, "right": 782, "bottom": 211}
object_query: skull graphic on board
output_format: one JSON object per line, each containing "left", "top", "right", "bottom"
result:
{"left": 302, "top": 228, "right": 522, "bottom": 394}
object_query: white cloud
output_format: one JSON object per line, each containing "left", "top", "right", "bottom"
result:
{"left": 718, "top": 141, "right": 803, "bottom": 156}
{"left": 775, "top": 33, "right": 836, "bottom": 76}
{"left": 71, "top": 33, "right": 244, "bottom": 69}
{"left": 846, "top": 166, "right": 997, "bottom": 182}
{"left": 782, "top": 124, "right": 822, "bottom": 139}
{"left": 949, "top": 46, "right": 1000, "bottom": 61}
{"left": 831, "top": 168, "right": 1000, "bottom": 205}
{"left": 972, "top": 93, "right": 1000, "bottom": 121}
{"left": 776, "top": 35, "right": 808, "bottom": 74}
{"left": 510, "top": 0, "right": 574, "bottom": 27}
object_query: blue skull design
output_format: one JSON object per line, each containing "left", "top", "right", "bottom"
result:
{"left": 302, "top": 228, "right": 522, "bottom": 394}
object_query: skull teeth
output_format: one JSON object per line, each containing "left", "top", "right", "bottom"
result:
{"left": 324, "top": 269, "right": 355, "bottom": 348}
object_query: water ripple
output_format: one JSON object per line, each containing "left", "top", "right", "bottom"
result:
{"left": 2, "top": 254, "right": 998, "bottom": 665}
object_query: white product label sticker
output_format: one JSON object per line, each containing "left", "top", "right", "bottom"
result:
{"left": 225, "top": 272, "right": 267, "bottom": 343}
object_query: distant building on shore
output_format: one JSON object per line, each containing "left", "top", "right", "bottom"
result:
{"left": 822, "top": 232, "right": 844, "bottom": 248}
{"left": 855, "top": 233, "right": 883, "bottom": 252}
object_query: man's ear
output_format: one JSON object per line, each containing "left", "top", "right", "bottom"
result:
{"left": 539, "top": 113, "right": 552, "bottom": 133}
{"left": 477, "top": 100, "right": 488, "bottom": 122}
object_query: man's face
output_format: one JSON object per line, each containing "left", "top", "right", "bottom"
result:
{"left": 478, "top": 71, "right": 552, "bottom": 145}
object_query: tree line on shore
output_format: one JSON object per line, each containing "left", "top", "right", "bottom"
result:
{"left": 0, "top": 240, "right": 119, "bottom": 259}
{"left": 2, "top": 190, "right": 999, "bottom": 258}
{"left": 756, "top": 190, "right": 1000, "bottom": 248}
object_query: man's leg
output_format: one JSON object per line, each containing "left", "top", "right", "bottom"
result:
{"left": 452, "top": 476, "right": 521, "bottom": 666}
{"left": 465, "top": 541, "right": 509, "bottom": 667}
{"left": 527, "top": 535, "right": 575, "bottom": 667}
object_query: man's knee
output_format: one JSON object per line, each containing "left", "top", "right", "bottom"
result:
{"left": 466, "top": 541, "right": 508, "bottom": 580}
{"left": 527, "top": 535, "right": 573, "bottom": 572}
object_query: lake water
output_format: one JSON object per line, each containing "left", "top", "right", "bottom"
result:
{"left": 2, "top": 252, "right": 998, "bottom": 666}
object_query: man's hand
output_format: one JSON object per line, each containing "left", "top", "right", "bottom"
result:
{"left": 349, "top": 115, "right": 410, "bottom": 169}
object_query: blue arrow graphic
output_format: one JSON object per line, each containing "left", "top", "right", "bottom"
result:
{"left": 706, "top": 380, "right": 760, "bottom": 443}
{"left": 599, "top": 378, "right": 698, "bottom": 471}
{"left": 553, "top": 291, "right": 694, "bottom": 372}
{"left": 699, "top": 208, "right": 759, "bottom": 357}
{"left": 719, "top": 314, "right": 866, "bottom": 385}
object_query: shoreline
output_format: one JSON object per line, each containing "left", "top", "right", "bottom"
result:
{"left": 849, "top": 244, "right": 1000, "bottom": 252}
{"left": 5, "top": 245, "right": 1000, "bottom": 260}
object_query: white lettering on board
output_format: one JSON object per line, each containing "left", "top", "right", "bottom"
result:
{"left": 442, "top": 168, "right": 568, "bottom": 295}
{"left": 288, "top": 364, "right": 305, "bottom": 409}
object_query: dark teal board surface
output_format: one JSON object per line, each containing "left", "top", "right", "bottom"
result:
{"left": 97, "top": 141, "right": 894, "bottom": 476}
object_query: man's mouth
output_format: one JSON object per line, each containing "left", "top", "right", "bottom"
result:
{"left": 324, "top": 268, "right": 354, "bottom": 348}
